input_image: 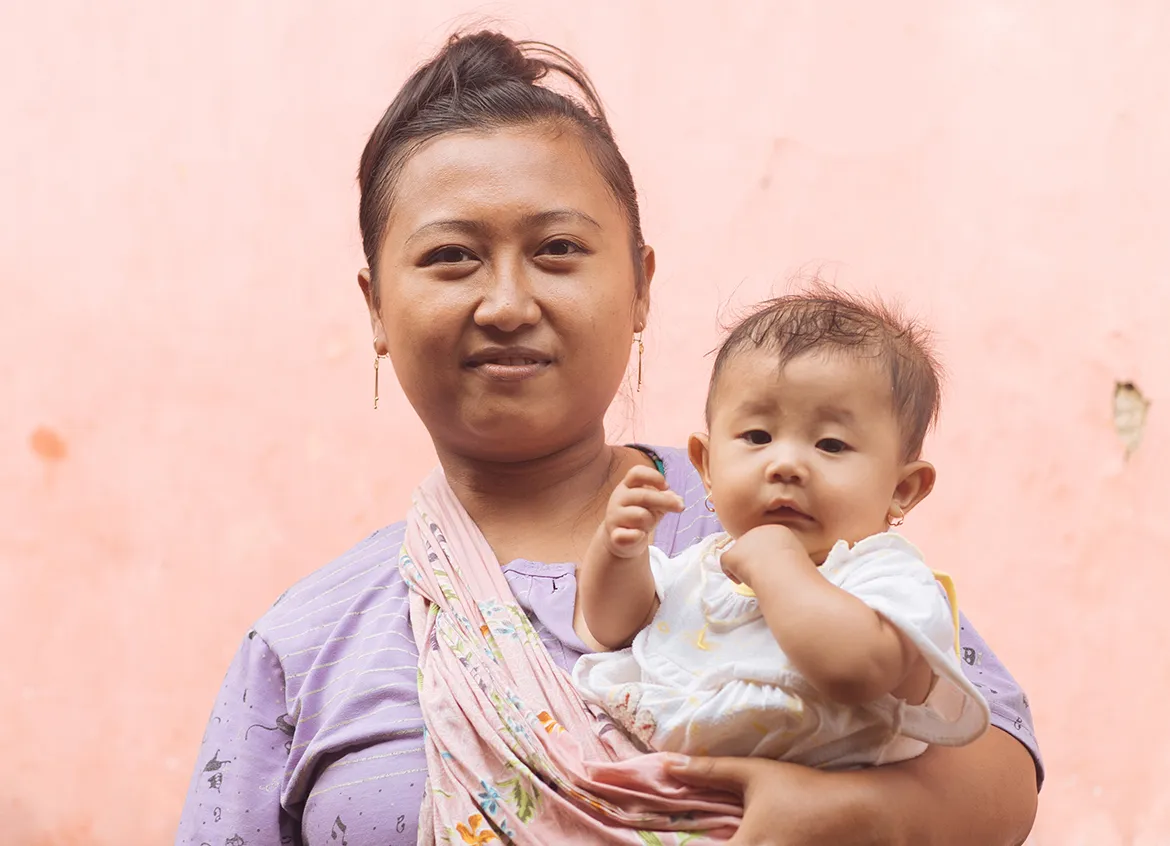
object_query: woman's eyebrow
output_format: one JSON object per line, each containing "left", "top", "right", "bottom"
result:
{"left": 405, "top": 218, "right": 491, "bottom": 247}
{"left": 405, "top": 209, "right": 601, "bottom": 248}
{"left": 523, "top": 209, "right": 602, "bottom": 230}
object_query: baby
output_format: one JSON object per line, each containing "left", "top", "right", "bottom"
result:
{"left": 573, "top": 290, "right": 989, "bottom": 768}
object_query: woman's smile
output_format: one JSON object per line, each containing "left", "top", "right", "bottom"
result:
{"left": 463, "top": 345, "right": 555, "bottom": 382}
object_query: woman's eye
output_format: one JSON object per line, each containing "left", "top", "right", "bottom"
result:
{"left": 741, "top": 430, "right": 772, "bottom": 445}
{"left": 817, "top": 438, "right": 849, "bottom": 454}
{"left": 425, "top": 246, "right": 476, "bottom": 265}
{"left": 537, "top": 239, "right": 585, "bottom": 257}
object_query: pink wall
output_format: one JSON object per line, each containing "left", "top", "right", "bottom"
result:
{"left": 3, "top": 2, "right": 1167, "bottom": 842}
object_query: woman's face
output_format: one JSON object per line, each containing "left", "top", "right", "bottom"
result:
{"left": 361, "top": 124, "right": 653, "bottom": 462}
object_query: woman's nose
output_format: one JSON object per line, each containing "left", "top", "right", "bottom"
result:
{"left": 473, "top": 258, "right": 541, "bottom": 332}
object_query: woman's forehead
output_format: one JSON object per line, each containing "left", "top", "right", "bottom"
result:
{"left": 385, "top": 126, "right": 626, "bottom": 237}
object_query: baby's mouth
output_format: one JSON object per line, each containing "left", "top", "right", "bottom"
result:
{"left": 765, "top": 503, "right": 813, "bottom": 522}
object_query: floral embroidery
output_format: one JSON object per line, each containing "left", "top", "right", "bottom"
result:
{"left": 496, "top": 768, "right": 541, "bottom": 823}
{"left": 454, "top": 813, "right": 499, "bottom": 844}
{"left": 403, "top": 474, "right": 738, "bottom": 844}
{"left": 476, "top": 780, "right": 502, "bottom": 815}
{"left": 634, "top": 831, "right": 705, "bottom": 845}
{"left": 607, "top": 684, "right": 658, "bottom": 746}
{"left": 536, "top": 710, "right": 562, "bottom": 734}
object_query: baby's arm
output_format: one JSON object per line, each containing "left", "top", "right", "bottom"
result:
{"left": 722, "top": 525, "right": 929, "bottom": 706}
{"left": 574, "top": 465, "right": 684, "bottom": 651}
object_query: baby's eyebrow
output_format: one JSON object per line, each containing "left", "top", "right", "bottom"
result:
{"left": 816, "top": 405, "right": 857, "bottom": 425}
{"left": 729, "top": 396, "right": 779, "bottom": 417}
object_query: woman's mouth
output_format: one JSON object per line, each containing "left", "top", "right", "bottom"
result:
{"left": 464, "top": 347, "right": 554, "bottom": 382}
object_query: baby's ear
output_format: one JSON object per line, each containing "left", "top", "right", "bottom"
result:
{"left": 687, "top": 433, "right": 712, "bottom": 491}
{"left": 892, "top": 460, "right": 936, "bottom": 519}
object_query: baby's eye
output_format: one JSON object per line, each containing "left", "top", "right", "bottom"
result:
{"left": 816, "top": 438, "right": 849, "bottom": 454}
{"left": 741, "top": 430, "right": 772, "bottom": 445}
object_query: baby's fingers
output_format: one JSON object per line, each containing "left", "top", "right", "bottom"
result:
{"left": 610, "top": 527, "right": 647, "bottom": 547}
{"left": 616, "top": 485, "right": 685, "bottom": 514}
{"left": 608, "top": 526, "right": 650, "bottom": 557}
{"left": 610, "top": 505, "right": 660, "bottom": 533}
{"left": 621, "top": 464, "right": 670, "bottom": 490}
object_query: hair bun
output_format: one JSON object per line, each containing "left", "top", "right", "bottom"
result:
{"left": 359, "top": 28, "right": 634, "bottom": 272}
{"left": 442, "top": 31, "right": 545, "bottom": 94}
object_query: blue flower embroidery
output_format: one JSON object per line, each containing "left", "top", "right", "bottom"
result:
{"left": 477, "top": 780, "right": 502, "bottom": 814}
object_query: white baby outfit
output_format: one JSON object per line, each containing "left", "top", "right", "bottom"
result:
{"left": 573, "top": 532, "right": 990, "bottom": 768}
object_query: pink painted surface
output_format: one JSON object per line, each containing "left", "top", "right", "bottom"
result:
{"left": 2, "top": 2, "right": 1167, "bottom": 843}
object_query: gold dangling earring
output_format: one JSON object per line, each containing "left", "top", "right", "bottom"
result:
{"left": 635, "top": 332, "right": 644, "bottom": 392}
{"left": 887, "top": 505, "right": 905, "bottom": 528}
{"left": 373, "top": 353, "right": 386, "bottom": 410}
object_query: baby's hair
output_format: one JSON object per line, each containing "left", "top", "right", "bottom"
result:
{"left": 706, "top": 285, "right": 943, "bottom": 461}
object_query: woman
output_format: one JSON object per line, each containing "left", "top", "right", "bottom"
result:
{"left": 177, "top": 31, "right": 1041, "bottom": 845}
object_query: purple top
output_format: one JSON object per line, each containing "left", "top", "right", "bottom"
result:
{"left": 177, "top": 447, "right": 1041, "bottom": 846}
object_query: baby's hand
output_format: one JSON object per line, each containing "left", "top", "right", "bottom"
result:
{"left": 720, "top": 524, "right": 810, "bottom": 589}
{"left": 602, "top": 465, "right": 686, "bottom": 558}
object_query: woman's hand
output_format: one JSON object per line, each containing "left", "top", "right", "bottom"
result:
{"left": 668, "top": 756, "right": 881, "bottom": 846}
{"left": 668, "top": 726, "right": 1038, "bottom": 845}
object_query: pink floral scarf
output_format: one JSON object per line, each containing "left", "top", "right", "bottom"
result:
{"left": 398, "top": 468, "right": 740, "bottom": 845}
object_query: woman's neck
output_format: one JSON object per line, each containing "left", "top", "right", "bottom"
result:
{"left": 435, "top": 431, "right": 642, "bottom": 565}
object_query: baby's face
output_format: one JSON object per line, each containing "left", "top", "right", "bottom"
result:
{"left": 695, "top": 348, "right": 911, "bottom": 562}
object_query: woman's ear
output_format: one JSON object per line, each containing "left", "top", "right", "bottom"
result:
{"left": 688, "top": 432, "right": 713, "bottom": 492}
{"left": 358, "top": 268, "right": 388, "bottom": 355}
{"left": 640, "top": 244, "right": 656, "bottom": 287}
{"left": 632, "top": 245, "right": 655, "bottom": 330}
{"left": 891, "top": 460, "right": 936, "bottom": 521}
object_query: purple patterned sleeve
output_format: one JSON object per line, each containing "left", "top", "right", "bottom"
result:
{"left": 955, "top": 612, "right": 1043, "bottom": 787}
{"left": 176, "top": 633, "right": 301, "bottom": 845}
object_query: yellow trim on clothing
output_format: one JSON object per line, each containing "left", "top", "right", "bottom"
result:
{"left": 931, "top": 570, "right": 962, "bottom": 656}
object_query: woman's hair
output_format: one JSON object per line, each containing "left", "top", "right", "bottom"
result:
{"left": 358, "top": 31, "right": 644, "bottom": 300}
{"left": 707, "top": 286, "right": 943, "bottom": 461}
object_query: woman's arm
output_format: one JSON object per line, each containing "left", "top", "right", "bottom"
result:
{"left": 176, "top": 632, "right": 301, "bottom": 846}
{"left": 670, "top": 726, "right": 1036, "bottom": 845}
{"left": 863, "top": 726, "right": 1038, "bottom": 844}
{"left": 669, "top": 607, "right": 1041, "bottom": 845}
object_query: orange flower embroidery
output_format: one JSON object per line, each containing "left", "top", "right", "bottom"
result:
{"left": 536, "top": 710, "right": 561, "bottom": 734}
{"left": 455, "top": 813, "right": 498, "bottom": 845}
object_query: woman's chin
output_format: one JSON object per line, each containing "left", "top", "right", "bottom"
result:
{"left": 440, "top": 416, "right": 582, "bottom": 461}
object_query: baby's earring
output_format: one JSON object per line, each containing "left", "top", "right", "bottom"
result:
{"left": 704, "top": 494, "right": 716, "bottom": 513}
{"left": 887, "top": 505, "right": 905, "bottom": 528}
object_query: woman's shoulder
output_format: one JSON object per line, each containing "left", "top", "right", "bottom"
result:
{"left": 250, "top": 521, "right": 413, "bottom": 688}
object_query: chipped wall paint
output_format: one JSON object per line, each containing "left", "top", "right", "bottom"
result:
{"left": 1114, "top": 382, "right": 1151, "bottom": 458}
{"left": 2, "top": 2, "right": 1168, "bottom": 843}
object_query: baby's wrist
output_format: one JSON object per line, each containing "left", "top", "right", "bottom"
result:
{"left": 757, "top": 545, "right": 815, "bottom": 583}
